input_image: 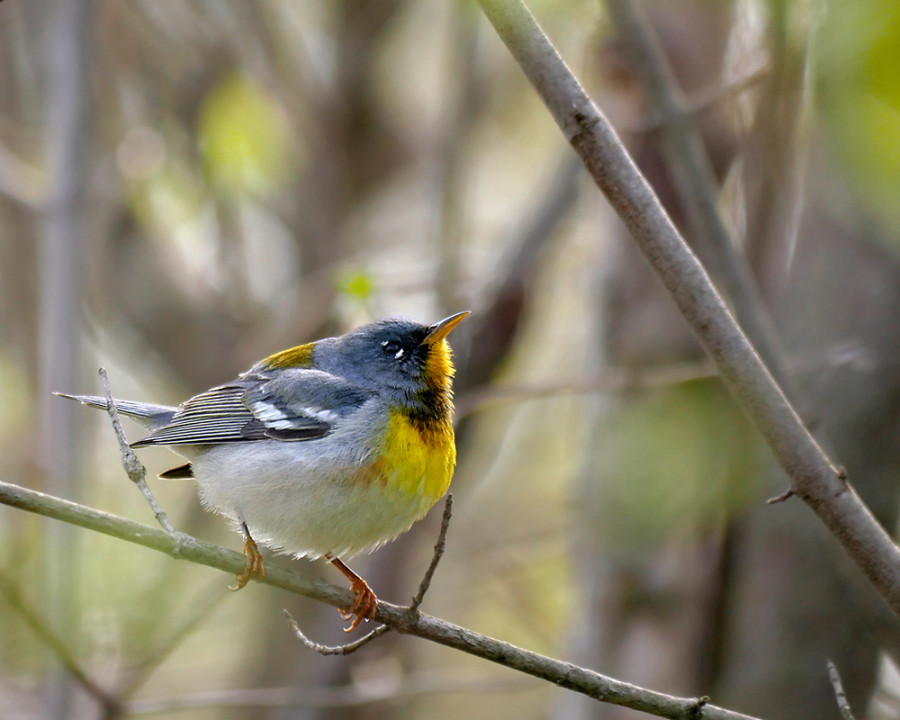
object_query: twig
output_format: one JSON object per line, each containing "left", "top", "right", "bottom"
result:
{"left": 98, "top": 367, "right": 174, "bottom": 533}
{"left": 826, "top": 660, "right": 856, "bottom": 720}
{"left": 286, "top": 611, "right": 390, "bottom": 655}
{"left": 410, "top": 493, "right": 453, "bottom": 612}
{"left": 0, "top": 481, "right": 763, "bottom": 720}
{"left": 0, "top": 566, "right": 120, "bottom": 715}
{"left": 286, "top": 493, "right": 454, "bottom": 655}
{"left": 476, "top": 0, "right": 900, "bottom": 622}
{"left": 766, "top": 489, "right": 794, "bottom": 505}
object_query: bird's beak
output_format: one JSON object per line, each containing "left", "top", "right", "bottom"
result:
{"left": 421, "top": 311, "right": 470, "bottom": 346}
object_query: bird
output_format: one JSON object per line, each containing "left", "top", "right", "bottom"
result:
{"left": 57, "top": 311, "right": 469, "bottom": 631}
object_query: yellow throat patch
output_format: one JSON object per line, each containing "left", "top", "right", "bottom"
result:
{"left": 379, "top": 409, "right": 455, "bottom": 503}
{"left": 379, "top": 338, "right": 457, "bottom": 503}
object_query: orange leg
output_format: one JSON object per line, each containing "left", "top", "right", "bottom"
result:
{"left": 230, "top": 522, "right": 266, "bottom": 590}
{"left": 328, "top": 555, "right": 378, "bottom": 632}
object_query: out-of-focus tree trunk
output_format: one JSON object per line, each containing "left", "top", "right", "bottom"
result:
{"left": 38, "top": 0, "right": 92, "bottom": 716}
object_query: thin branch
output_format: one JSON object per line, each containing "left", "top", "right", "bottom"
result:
{"left": 475, "top": 0, "right": 900, "bottom": 622}
{"left": 285, "top": 492, "right": 454, "bottom": 655}
{"left": 286, "top": 612, "right": 390, "bottom": 655}
{"left": 98, "top": 368, "right": 174, "bottom": 533}
{"left": 0, "top": 480, "right": 763, "bottom": 720}
{"left": 826, "top": 660, "right": 856, "bottom": 720}
{"left": 410, "top": 493, "right": 453, "bottom": 612}
{"left": 765, "top": 489, "right": 794, "bottom": 505}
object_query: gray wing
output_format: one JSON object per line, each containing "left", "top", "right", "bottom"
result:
{"left": 131, "top": 370, "right": 373, "bottom": 447}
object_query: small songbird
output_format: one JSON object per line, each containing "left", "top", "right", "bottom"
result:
{"left": 58, "top": 312, "right": 468, "bottom": 630}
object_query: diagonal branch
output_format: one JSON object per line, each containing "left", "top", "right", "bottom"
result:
{"left": 98, "top": 367, "right": 174, "bottom": 532}
{"left": 475, "top": 0, "right": 900, "bottom": 622}
{"left": 0, "top": 479, "right": 762, "bottom": 720}
{"left": 409, "top": 492, "right": 453, "bottom": 612}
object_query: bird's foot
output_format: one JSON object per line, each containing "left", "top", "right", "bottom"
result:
{"left": 230, "top": 524, "right": 266, "bottom": 590}
{"left": 329, "top": 556, "right": 378, "bottom": 632}
{"left": 339, "top": 577, "right": 378, "bottom": 632}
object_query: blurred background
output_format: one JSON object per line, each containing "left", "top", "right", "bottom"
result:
{"left": 2, "top": 1, "right": 900, "bottom": 719}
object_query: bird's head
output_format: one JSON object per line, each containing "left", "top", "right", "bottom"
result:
{"left": 317, "top": 312, "right": 469, "bottom": 400}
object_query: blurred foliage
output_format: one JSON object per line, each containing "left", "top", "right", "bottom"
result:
{"left": 2, "top": 1, "right": 900, "bottom": 719}
{"left": 336, "top": 268, "right": 376, "bottom": 302}
{"left": 198, "top": 72, "right": 296, "bottom": 198}
{"left": 818, "top": 0, "right": 900, "bottom": 235}
{"left": 598, "top": 382, "right": 762, "bottom": 550}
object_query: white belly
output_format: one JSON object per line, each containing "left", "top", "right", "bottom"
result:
{"left": 186, "top": 430, "right": 436, "bottom": 559}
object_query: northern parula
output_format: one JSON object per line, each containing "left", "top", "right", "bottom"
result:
{"left": 57, "top": 311, "right": 469, "bottom": 630}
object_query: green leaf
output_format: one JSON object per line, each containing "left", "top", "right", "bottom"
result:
{"left": 197, "top": 72, "right": 294, "bottom": 197}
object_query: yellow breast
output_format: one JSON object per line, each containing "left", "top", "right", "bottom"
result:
{"left": 377, "top": 409, "right": 456, "bottom": 504}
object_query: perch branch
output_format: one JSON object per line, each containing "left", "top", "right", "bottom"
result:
{"left": 0, "top": 480, "right": 762, "bottom": 720}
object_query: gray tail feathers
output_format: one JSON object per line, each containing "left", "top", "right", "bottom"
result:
{"left": 54, "top": 392, "right": 177, "bottom": 431}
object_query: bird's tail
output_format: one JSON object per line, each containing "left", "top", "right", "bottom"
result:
{"left": 54, "top": 392, "right": 177, "bottom": 431}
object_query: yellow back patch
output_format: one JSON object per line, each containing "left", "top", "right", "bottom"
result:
{"left": 262, "top": 342, "right": 315, "bottom": 369}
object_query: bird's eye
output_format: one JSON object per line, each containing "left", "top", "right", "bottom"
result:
{"left": 382, "top": 340, "right": 404, "bottom": 359}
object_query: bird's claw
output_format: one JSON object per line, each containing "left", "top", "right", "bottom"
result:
{"left": 339, "top": 577, "right": 378, "bottom": 632}
{"left": 230, "top": 533, "right": 266, "bottom": 590}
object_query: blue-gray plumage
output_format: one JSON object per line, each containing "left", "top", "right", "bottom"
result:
{"left": 56, "top": 311, "right": 469, "bottom": 631}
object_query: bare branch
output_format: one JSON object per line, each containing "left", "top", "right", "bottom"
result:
{"left": 766, "top": 489, "right": 794, "bottom": 505}
{"left": 410, "top": 493, "right": 453, "bottom": 613}
{"left": 98, "top": 367, "right": 174, "bottom": 533}
{"left": 475, "top": 0, "right": 900, "bottom": 622}
{"left": 0, "top": 480, "right": 764, "bottom": 720}
{"left": 286, "top": 611, "right": 390, "bottom": 655}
